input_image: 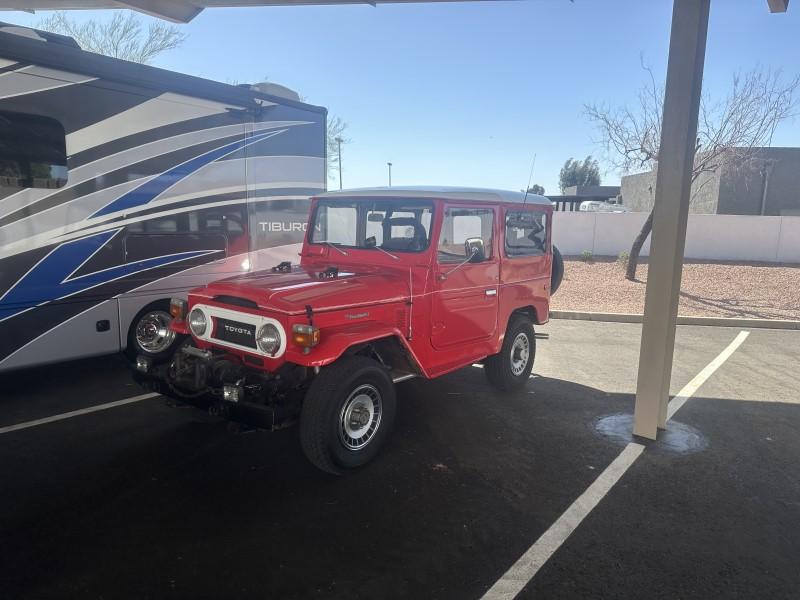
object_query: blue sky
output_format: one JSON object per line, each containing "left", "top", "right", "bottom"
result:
{"left": 6, "top": 0, "right": 800, "bottom": 193}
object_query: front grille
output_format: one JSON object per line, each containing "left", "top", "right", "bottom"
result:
{"left": 213, "top": 317, "right": 257, "bottom": 348}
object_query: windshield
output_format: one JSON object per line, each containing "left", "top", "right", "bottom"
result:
{"left": 309, "top": 199, "right": 434, "bottom": 253}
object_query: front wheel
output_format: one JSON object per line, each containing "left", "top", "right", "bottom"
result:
{"left": 300, "top": 356, "right": 396, "bottom": 474}
{"left": 484, "top": 315, "right": 536, "bottom": 391}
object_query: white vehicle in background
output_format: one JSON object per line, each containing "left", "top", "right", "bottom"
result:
{"left": 579, "top": 200, "right": 630, "bottom": 213}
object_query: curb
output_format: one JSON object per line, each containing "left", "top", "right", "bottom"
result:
{"left": 549, "top": 310, "right": 800, "bottom": 330}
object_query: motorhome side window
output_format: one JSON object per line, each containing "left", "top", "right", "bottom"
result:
{"left": 126, "top": 209, "right": 246, "bottom": 234}
{"left": 505, "top": 210, "right": 547, "bottom": 256}
{"left": 0, "top": 111, "right": 67, "bottom": 189}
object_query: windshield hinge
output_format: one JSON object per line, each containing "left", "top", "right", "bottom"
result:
{"left": 318, "top": 266, "right": 339, "bottom": 279}
{"left": 271, "top": 261, "right": 292, "bottom": 273}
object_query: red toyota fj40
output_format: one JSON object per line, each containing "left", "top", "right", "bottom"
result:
{"left": 137, "top": 187, "right": 563, "bottom": 473}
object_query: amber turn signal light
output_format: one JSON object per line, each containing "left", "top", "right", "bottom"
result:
{"left": 170, "top": 298, "right": 188, "bottom": 320}
{"left": 292, "top": 324, "right": 320, "bottom": 348}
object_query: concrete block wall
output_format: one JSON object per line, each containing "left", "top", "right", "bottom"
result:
{"left": 552, "top": 212, "right": 800, "bottom": 263}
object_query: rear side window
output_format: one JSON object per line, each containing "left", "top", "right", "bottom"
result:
{"left": 505, "top": 210, "right": 547, "bottom": 257}
{"left": 0, "top": 111, "right": 67, "bottom": 189}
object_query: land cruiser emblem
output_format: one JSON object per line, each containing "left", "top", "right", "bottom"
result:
{"left": 345, "top": 312, "right": 369, "bottom": 320}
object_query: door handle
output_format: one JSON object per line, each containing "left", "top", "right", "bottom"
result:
{"left": 485, "top": 289, "right": 497, "bottom": 296}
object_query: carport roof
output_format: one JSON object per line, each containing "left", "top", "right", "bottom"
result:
{"left": 0, "top": 0, "right": 490, "bottom": 23}
{"left": 2, "top": 1, "right": 790, "bottom": 23}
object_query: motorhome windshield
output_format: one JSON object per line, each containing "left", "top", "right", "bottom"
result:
{"left": 309, "top": 199, "right": 434, "bottom": 253}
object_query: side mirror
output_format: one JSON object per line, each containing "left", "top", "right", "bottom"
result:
{"left": 465, "top": 237, "right": 486, "bottom": 262}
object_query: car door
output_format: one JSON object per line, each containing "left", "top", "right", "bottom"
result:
{"left": 431, "top": 205, "right": 499, "bottom": 350}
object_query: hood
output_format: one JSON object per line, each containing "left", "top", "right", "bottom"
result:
{"left": 197, "top": 266, "right": 409, "bottom": 315}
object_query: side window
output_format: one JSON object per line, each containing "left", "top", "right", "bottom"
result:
{"left": 0, "top": 111, "right": 67, "bottom": 189}
{"left": 505, "top": 210, "right": 547, "bottom": 257}
{"left": 438, "top": 207, "right": 494, "bottom": 263}
{"left": 366, "top": 208, "right": 386, "bottom": 246}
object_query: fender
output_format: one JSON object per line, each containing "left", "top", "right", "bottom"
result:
{"left": 285, "top": 321, "right": 428, "bottom": 376}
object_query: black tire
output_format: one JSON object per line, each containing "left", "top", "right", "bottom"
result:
{"left": 484, "top": 315, "right": 536, "bottom": 392}
{"left": 300, "top": 356, "right": 396, "bottom": 475}
{"left": 551, "top": 245, "right": 565, "bottom": 295}
{"left": 125, "top": 301, "right": 183, "bottom": 362}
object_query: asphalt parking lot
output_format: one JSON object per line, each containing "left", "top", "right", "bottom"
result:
{"left": 1, "top": 320, "right": 798, "bottom": 599}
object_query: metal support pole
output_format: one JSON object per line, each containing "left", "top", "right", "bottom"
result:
{"left": 387, "top": 162, "right": 392, "bottom": 187}
{"left": 633, "top": 0, "right": 710, "bottom": 440}
{"left": 335, "top": 136, "right": 343, "bottom": 190}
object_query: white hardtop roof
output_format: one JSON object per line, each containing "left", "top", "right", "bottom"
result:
{"left": 317, "top": 186, "right": 551, "bottom": 206}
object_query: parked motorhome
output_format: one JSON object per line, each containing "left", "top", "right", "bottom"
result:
{"left": 0, "top": 23, "right": 327, "bottom": 371}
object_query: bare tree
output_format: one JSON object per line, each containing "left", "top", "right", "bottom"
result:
{"left": 327, "top": 116, "right": 351, "bottom": 186}
{"left": 586, "top": 64, "right": 799, "bottom": 280}
{"left": 37, "top": 11, "right": 186, "bottom": 64}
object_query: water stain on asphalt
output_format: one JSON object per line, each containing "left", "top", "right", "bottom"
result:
{"left": 594, "top": 412, "right": 709, "bottom": 455}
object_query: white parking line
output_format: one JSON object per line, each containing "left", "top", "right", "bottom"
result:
{"left": 0, "top": 392, "right": 161, "bottom": 436}
{"left": 481, "top": 330, "right": 749, "bottom": 600}
{"left": 667, "top": 330, "right": 750, "bottom": 420}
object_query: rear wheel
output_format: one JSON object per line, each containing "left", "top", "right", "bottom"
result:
{"left": 300, "top": 356, "right": 396, "bottom": 474}
{"left": 126, "top": 301, "right": 181, "bottom": 362}
{"left": 485, "top": 315, "right": 536, "bottom": 391}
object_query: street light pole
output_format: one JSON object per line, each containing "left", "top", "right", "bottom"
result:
{"left": 334, "top": 136, "right": 343, "bottom": 190}
{"left": 387, "top": 162, "right": 392, "bottom": 187}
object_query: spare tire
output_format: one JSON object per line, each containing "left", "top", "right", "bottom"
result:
{"left": 550, "top": 245, "right": 564, "bottom": 295}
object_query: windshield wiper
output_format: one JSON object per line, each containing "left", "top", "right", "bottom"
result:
{"left": 323, "top": 242, "right": 348, "bottom": 256}
{"left": 373, "top": 245, "right": 400, "bottom": 261}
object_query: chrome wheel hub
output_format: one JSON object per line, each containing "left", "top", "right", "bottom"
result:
{"left": 339, "top": 384, "right": 382, "bottom": 451}
{"left": 510, "top": 332, "right": 530, "bottom": 376}
{"left": 135, "top": 310, "right": 176, "bottom": 354}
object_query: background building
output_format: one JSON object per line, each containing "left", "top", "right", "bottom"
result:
{"left": 620, "top": 147, "right": 800, "bottom": 215}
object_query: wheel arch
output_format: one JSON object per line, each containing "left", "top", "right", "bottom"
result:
{"left": 298, "top": 325, "right": 427, "bottom": 377}
{"left": 343, "top": 334, "right": 425, "bottom": 378}
{"left": 509, "top": 305, "right": 539, "bottom": 328}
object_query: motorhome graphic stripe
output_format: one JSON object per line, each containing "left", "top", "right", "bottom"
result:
{"left": 0, "top": 229, "right": 219, "bottom": 322}
{"left": 0, "top": 60, "right": 26, "bottom": 75}
{"left": 90, "top": 129, "right": 286, "bottom": 218}
{"left": 69, "top": 109, "right": 317, "bottom": 170}
{"left": 0, "top": 64, "right": 97, "bottom": 100}
{"left": 0, "top": 253, "right": 222, "bottom": 363}
{"left": 0, "top": 121, "right": 303, "bottom": 224}
{"left": 0, "top": 120, "right": 316, "bottom": 223}
{"left": 0, "top": 131, "right": 267, "bottom": 229}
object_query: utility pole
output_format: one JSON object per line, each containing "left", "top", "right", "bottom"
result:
{"left": 387, "top": 162, "right": 392, "bottom": 187}
{"left": 335, "top": 136, "right": 343, "bottom": 190}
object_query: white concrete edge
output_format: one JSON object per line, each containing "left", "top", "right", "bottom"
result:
{"left": 550, "top": 310, "right": 800, "bottom": 330}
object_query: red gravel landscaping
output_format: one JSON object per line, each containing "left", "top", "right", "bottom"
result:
{"left": 551, "top": 257, "right": 800, "bottom": 320}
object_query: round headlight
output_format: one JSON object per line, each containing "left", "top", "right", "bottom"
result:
{"left": 256, "top": 323, "right": 281, "bottom": 355}
{"left": 188, "top": 308, "right": 207, "bottom": 336}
